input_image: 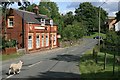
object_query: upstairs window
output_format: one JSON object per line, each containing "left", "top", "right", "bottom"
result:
{"left": 40, "top": 19, "right": 45, "bottom": 26}
{"left": 8, "top": 18, "right": 14, "bottom": 27}
{"left": 50, "top": 19, "right": 53, "bottom": 27}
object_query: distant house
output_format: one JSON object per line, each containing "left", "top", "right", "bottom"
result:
{"left": 114, "top": 21, "right": 120, "bottom": 31}
{"left": 2, "top": 6, "right": 58, "bottom": 53}
{"left": 108, "top": 16, "right": 120, "bottom": 31}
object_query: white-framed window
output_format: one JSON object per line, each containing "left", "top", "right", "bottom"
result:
{"left": 28, "top": 35, "right": 33, "bottom": 49}
{"left": 41, "top": 34, "right": 44, "bottom": 47}
{"left": 53, "top": 34, "right": 56, "bottom": 45}
{"left": 36, "top": 34, "right": 40, "bottom": 48}
{"left": 50, "top": 19, "right": 53, "bottom": 27}
{"left": 46, "top": 34, "right": 49, "bottom": 46}
{"left": 41, "top": 19, "right": 45, "bottom": 26}
{"left": 8, "top": 18, "right": 14, "bottom": 27}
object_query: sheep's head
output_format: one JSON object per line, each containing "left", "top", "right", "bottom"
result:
{"left": 19, "top": 60, "right": 24, "bottom": 64}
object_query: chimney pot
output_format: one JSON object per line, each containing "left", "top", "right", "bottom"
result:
{"left": 33, "top": 5, "right": 39, "bottom": 15}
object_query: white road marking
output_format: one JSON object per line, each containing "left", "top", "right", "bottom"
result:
{"left": 71, "top": 49, "right": 75, "bottom": 51}
{"left": 6, "top": 74, "right": 14, "bottom": 79}
{"left": 70, "top": 48, "right": 77, "bottom": 52}
{"left": 28, "top": 61, "right": 42, "bottom": 67}
{"left": 62, "top": 53, "right": 66, "bottom": 55}
{"left": 6, "top": 61, "right": 42, "bottom": 79}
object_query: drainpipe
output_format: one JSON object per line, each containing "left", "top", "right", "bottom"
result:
{"left": 22, "top": 11, "right": 24, "bottom": 48}
{"left": 50, "top": 21, "right": 51, "bottom": 49}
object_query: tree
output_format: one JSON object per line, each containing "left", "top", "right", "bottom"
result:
{"left": 63, "top": 11, "right": 74, "bottom": 27}
{"left": 98, "top": 7, "right": 108, "bottom": 33}
{"left": 0, "top": 1, "right": 30, "bottom": 49}
{"left": 101, "top": 30, "right": 120, "bottom": 74}
{"left": 0, "top": 1, "right": 30, "bottom": 39}
{"left": 19, "top": 3, "right": 36, "bottom": 12}
{"left": 75, "top": 2, "right": 107, "bottom": 35}
{"left": 62, "top": 21, "right": 83, "bottom": 41}
{"left": 0, "top": 2, "right": 14, "bottom": 39}
{"left": 39, "top": 1, "right": 63, "bottom": 35}
{"left": 116, "top": 11, "right": 120, "bottom": 21}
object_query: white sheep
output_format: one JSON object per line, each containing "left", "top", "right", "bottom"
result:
{"left": 8, "top": 60, "right": 24, "bottom": 75}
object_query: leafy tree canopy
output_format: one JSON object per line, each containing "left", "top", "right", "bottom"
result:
{"left": 75, "top": 2, "right": 108, "bottom": 34}
{"left": 63, "top": 11, "right": 74, "bottom": 26}
{"left": 62, "top": 21, "right": 83, "bottom": 41}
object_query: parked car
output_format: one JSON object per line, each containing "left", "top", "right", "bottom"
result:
{"left": 93, "top": 36, "right": 102, "bottom": 39}
{"left": 93, "top": 36, "right": 103, "bottom": 44}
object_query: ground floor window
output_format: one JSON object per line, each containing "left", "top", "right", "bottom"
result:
{"left": 36, "top": 34, "right": 40, "bottom": 48}
{"left": 41, "top": 34, "right": 44, "bottom": 47}
{"left": 53, "top": 34, "right": 56, "bottom": 45}
{"left": 46, "top": 34, "right": 49, "bottom": 46}
{"left": 28, "top": 35, "right": 33, "bottom": 49}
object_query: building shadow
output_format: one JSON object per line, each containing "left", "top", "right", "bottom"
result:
{"left": 50, "top": 54, "right": 80, "bottom": 62}
{"left": 27, "top": 71, "right": 80, "bottom": 79}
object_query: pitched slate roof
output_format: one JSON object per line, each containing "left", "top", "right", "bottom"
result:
{"left": 13, "top": 9, "right": 51, "bottom": 24}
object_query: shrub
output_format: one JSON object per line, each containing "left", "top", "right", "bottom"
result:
{"left": 5, "top": 39, "right": 16, "bottom": 48}
{"left": 2, "top": 39, "right": 17, "bottom": 49}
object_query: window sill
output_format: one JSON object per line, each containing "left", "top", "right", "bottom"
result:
{"left": 7, "top": 27, "right": 14, "bottom": 29}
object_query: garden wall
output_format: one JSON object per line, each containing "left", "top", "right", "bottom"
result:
{"left": 2, "top": 47, "right": 17, "bottom": 54}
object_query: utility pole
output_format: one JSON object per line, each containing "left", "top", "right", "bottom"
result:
{"left": 97, "top": 2, "right": 106, "bottom": 64}
{"left": 22, "top": 11, "right": 24, "bottom": 48}
{"left": 98, "top": 6, "right": 101, "bottom": 52}
{"left": 98, "top": 2, "right": 106, "bottom": 51}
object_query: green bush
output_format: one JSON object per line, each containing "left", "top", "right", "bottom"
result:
{"left": 62, "top": 21, "right": 84, "bottom": 41}
{"left": 2, "top": 39, "right": 16, "bottom": 49}
{"left": 5, "top": 40, "right": 16, "bottom": 48}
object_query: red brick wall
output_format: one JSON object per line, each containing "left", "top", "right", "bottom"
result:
{"left": 5, "top": 9, "right": 58, "bottom": 53}
{"left": 2, "top": 47, "right": 17, "bottom": 54}
{"left": 26, "top": 24, "right": 58, "bottom": 51}
{"left": 6, "top": 9, "right": 25, "bottom": 49}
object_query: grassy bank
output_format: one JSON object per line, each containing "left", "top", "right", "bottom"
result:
{"left": 79, "top": 49, "right": 119, "bottom": 79}
{"left": 0, "top": 53, "right": 24, "bottom": 61}
{"left": 84, "top": 32, "right": 106, "bottom": 39}
{"left": 60, "top": 39, "right": 83, "bottom": 48}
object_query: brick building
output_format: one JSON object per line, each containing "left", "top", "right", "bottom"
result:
{"left": 3, "top": 8, "right": 58, "bottom": 53}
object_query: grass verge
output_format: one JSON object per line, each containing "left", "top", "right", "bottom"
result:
{"left": 0, "top": 53, "right": 24, "bottom": 61}
{"left": 79, "top": 49, "right": 119, "bottom": 79}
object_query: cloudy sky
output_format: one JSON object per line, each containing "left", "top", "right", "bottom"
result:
{"left": 10, "top": 0, "right": 120, "bottom": 16}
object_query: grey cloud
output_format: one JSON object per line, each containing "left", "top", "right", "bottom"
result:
{"left": 67, "top": 2, "right": 119, "bottom": 16}
{"left": 66, "top": 2, "right": 80, "bottom": 9}
{"left": 92, "top": 2, "right": 118, "bottom": 16}
{"left": 92, "top": 2, "right": 119, "bottom": 16}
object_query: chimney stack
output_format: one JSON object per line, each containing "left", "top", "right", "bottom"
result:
{"left": 33, "top": 5, "right": 39, "bottom": 15}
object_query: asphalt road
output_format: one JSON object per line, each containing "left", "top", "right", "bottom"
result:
{"left": 1, "top": 38, "right": 98, "bottom": 79}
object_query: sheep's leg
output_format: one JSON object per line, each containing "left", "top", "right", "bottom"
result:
{"left": 8, "top": 69, "right": 11, "bottom": 75}
{"left": 13, "top": 69, "right": 16, "bottom": 74}
{"left": 13, "top": 70, "right": 16, "bottom": 74}
{"left": 17, "top": 69, "right": 20, "bottom": 74}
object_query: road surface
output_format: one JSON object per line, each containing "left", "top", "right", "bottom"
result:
{"left": 1, "top": 38, "right": 97, "bottom": 79}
